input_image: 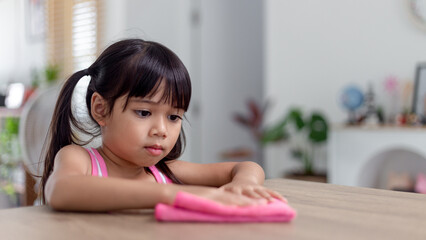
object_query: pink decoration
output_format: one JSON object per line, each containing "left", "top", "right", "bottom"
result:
{"left": 415, "top": 173, "right": 426, "bottom": 194}
{"left": 384, "top": 76, "right": 398, "bottom": 93}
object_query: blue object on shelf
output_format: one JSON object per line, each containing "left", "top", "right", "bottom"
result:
{"left": 341, "top": 86, "right": 364, "bottom": 111}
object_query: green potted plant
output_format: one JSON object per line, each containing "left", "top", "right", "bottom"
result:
{"left": 0, "top": 117, "right": 21, "bottom": 205}
{"left": 44, "top": 64, "right": 60, "bottom": 85}
{"left": 0, "top": 117, "right": 20, "bottom": 161}
{"left": 231, "top": 101, "right": 328, "bottom": 181}
{"left": 262, "top": 108, "right": 328, "bottom": 181}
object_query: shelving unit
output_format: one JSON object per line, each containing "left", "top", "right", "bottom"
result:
{"left": 329, "top": 125, "right": 426, "bottom": 189}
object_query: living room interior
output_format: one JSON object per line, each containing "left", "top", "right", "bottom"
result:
{"left": 1, "top": 0, "right": 426, "bottom": 208}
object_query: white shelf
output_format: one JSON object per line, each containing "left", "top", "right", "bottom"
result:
{"left": 0, "top": 107, "right": 22, "bottom": 118}
{"left": 328, "top": 125, "right": 426, "bottom": 188}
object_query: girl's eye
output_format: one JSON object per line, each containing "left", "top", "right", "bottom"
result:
{"left": 135, "top": 110, "right": 151, "bottom": 117}
{"left": 168, "top": 115, "right": 182, "bottom": 122}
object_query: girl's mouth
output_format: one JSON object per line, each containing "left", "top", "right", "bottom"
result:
{"left": 145, "top": 145, "right": 164, "bottom": 156}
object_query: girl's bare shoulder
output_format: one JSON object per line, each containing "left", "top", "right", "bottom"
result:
{"left": 53, "top": 144, "right": 92, "bottom": 175}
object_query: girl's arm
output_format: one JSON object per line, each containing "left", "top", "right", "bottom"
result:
{"left": 168, "top": 160, "right": 285, "bottom": 202}
{"left": 219, "top": 161, "right": 286, "bottom": 202}
{"left": 45, "top": 145, "right": 257, "bottom": 212}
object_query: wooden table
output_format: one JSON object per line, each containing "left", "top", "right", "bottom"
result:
{"left": 1, "top": 179, "right": 425, "bottom": 240}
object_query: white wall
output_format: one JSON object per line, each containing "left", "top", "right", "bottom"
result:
{"left": 0, "top": 0, "right": 259, "bottom": 166}
{"left": 102, "top": 0, "right": 264, "bottom": 165}
{"left": 198, "top": 0, "right": 264, "bottom": 164}
{"left": 265, "top": 0, "right": 426, "bottom": 124}
{"left": 102, "top": 0, "right": 195, "bottom": 162}
{"left": 5, "top": 0, "right": 418, "bottom": 178}
{"left": 101, "top": 0, "right": 126, "bottom": 49}
{"left": 0, "top": 0, "right": 45, "bottom": 92}
{"left": 264, "top": 0, "right": 426, "bottom": 178}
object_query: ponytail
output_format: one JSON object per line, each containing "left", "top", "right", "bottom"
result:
{"left": 40, "top": 69, "right": 91, "bottom": 203}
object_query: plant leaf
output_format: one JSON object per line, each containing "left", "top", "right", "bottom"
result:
{"left": 308, "top": 113, "right": 328, "bottom": 143}
{"left": 261, "top": 117, "right": 289, "bottom": 144}
{"left": 287, "top": 108, "right": 305, "bottom": 130}
{"left": 4, "top": 117, "right": 19, "bottom": 135}
{"left": 234, "top": 113, "right": 251, "bottom": 126}
{"left": 248, "top": 99, "right": 262, "bottom": 128}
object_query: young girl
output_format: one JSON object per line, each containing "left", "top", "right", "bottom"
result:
{"left": 41, "top": 39, "right": 284, "bottom": 212}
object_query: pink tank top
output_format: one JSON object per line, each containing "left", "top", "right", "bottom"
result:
{"left": 86, "top": 148, "right": 173, "bottom": 184}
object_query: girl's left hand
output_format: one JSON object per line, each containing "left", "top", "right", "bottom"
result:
{"left": 219, "top": 181, "right": 287, "bottom": 203}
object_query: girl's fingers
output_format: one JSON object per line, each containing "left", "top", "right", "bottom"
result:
{"left": 220, "top": 185, "right": 288, "bottom": 204}
{"left": 252, "top": 188, "right": 287, "bottom": 203}
{"left": 242, "top": 188, "right": 264, "bottom": 199}
{"left": 220, "top": 185, "right": 242, "bottom": 195}
{"left": 229, "top": 194, "right": 259, "bottom": 206}
{"left": 216, "top": 190, "right": 258, "bottom": 206}
{"left": 254, "top": 188, "right": 274, "bottom": 201}
{"left": 267, "top": 189, "right": 288, "bottom": 203}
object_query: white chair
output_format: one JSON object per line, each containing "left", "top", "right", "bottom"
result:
{"left": 19, "top": 86, "right": 60, "bottom": 204}
{"left": 19, "top": 86, "right": 60, "bottom": 178}
{"left": 19, "top": 79, "right": 100, "bottom": 205}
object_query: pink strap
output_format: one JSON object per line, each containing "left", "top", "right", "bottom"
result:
{"left": 149, "top": 166, "right": 172, "bottom": 184}
{"left": 86, "top": 149, "right": 99, "bottom": 176}
{"left": 93, "top": 148, "right": 108, "bottom": 177}
{"left": 86, "top": 148, "right": 108, "bottom": 177}
{"left": 86, "top": 148, "right": 169, "bottom": 183}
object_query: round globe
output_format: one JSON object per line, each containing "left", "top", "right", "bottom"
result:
{"left": 341, "top": 86, "right": 364, "bottom": 111}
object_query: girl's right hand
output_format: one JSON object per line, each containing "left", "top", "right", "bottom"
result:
{"left": 170, "top": 186, "right": 265, "bottom": 206}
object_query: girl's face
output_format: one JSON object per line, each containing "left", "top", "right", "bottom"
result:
{"left": 100, "top": 85, "right": 184, "bottom": 167}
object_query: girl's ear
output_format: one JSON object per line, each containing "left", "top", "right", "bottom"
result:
{"left": 91, "top": 92, "right": 108, "bottom": 126}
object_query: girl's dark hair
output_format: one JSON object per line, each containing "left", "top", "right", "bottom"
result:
{"left": 40, "top": 39, "right": 191, "bottom": 202}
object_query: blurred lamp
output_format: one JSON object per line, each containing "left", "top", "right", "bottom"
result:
{"left": 5, "top": 83, "right": 25, "bottom": 109}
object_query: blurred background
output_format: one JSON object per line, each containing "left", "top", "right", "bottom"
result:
{"left": 1, "top": 0, "right": 426, "bottom": 208}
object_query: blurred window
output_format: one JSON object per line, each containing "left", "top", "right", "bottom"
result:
{"left": 46, "top": 0, "right": 103, "bottom": 79}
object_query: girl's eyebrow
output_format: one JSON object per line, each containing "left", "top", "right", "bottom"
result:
{"left": 129, "top": 98, "right": 181, "bottom": 109}
{"left": 129, "top": 99, "right": 159, "bottom": 104}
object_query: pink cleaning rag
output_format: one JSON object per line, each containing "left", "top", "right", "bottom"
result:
{"left": 155, "top": 192, "right": 296, "bottom": 222}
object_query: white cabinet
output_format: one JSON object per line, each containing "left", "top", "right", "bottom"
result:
{"left": 329, "top": 126, "right": 426, "bottom": 188}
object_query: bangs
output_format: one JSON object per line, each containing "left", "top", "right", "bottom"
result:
{"left": 119, "top": 41, "right": 191, "bottom": 111}
{"left": 132, "top": 76, "right": 190, "bottom": 110}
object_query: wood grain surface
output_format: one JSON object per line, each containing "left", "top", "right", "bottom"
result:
{"left": 0, "top": 179, "right": 425, "bottom": 240}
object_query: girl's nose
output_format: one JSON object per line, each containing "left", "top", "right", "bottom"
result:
{"left": 149, "top": 117, "right": 167, "bottom": 138}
